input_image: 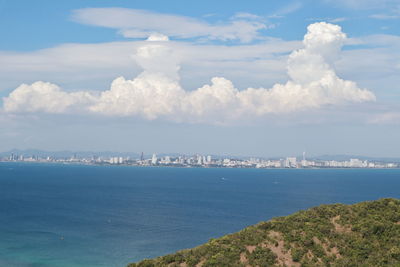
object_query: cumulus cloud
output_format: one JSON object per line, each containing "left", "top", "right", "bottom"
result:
{"left": 3, "top": 81, "right": 96, "bottom": 113}
{"left": 71, "top": 8, "right": 269, "bottom": 43}
{"left": 0, "top": 39, "right": 299, "bottom": 92}
{"left": 2, "top": 23, "right": 376, "bottom": 124}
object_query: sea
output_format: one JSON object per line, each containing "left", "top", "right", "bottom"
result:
{"left": 0, "top": 162, "right": 399, "bottom": 267}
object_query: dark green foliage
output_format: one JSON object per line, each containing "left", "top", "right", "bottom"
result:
{"left": 127, "top": 198, "right": 400, "bottom": 267}
{"left": 291, "top": 247, "right": 305, "bottom": 262}
{"left": 247, "top": 246, "right": 276, "bottom": 266}
{"left": 136, "top": 259, "right": 155, "bottom": 267}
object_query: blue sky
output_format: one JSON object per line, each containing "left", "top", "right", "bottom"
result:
{"left": 0, "top": 0, "right": 399, "bottom": 157}
{"left": 1, "top": 0, "right": 399, "bottom": 51}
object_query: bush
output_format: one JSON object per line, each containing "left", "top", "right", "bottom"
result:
{"left": 128, "top": 198, "right": 400, "bottom": 267}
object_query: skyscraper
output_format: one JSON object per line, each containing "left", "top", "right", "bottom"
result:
{"left": 151, "top": 154, "right": 158, "bottom": 165}
{"left": 301, "top": 152, "right": 307, "bottom": 167}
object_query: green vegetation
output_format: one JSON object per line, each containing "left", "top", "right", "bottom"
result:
{"left": 127, "top": 198, "right": 400, "bottom": 267}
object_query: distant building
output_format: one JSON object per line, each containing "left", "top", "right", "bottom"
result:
{"left": 162, "top": 156, "right": 171, "bottom": 164}
{"left": 151, "top": 154, "right": 158, "bottom": 165}
{"left": 108, "top": 156, "right": 124, "bottom": 164}
{"left": 301, "top": 152, "right": 307, "bottom": 167}
{"left": 349, "top": 158, "right": 363, "bottom": 168}
{"left": 285, "top": 157, "right": 297, "bottom": 168}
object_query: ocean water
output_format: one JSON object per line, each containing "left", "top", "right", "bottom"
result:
{"left": 0, "top": 163, "right": 399, "bottom": 267}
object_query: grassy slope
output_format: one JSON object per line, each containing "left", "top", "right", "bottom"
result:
{"left": 128, "top": 198, "right": 400, "bottom": 267}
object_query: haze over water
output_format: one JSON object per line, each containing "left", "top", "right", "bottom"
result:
{"left": 0, "top": 162, "right": 399, "bottom": 267}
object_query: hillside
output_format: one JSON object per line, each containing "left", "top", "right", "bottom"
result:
{"left": 127, "top": 198, "right": 400, "bottom": 267}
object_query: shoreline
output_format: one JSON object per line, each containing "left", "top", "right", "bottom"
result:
{"left": 1, "top": 160, "right": 400, "bottom": 170}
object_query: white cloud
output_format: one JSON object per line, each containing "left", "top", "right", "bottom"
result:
{"left": 0, "top": 42, "right": 142, "bottom": 92}
{"left": 368, "top": 112, "right": 400, "bottom": 124}
{"left": 335, "top": 34, "right": 400, "bottom": 89}
{"left": 370, "top": 14, "right": 400, "bottom": 19}
{"left": 0, "top": 37, "right": 299, "bottom": 93}
{"left": 146, "top": 33, "right": 170, "bottom": 42}
{"left": 71, "top": 8, "right": 269, "bottom": 43}
{"left": 306, "top": 17, "right": 348, "bottom": 23}
{"left": 2, "top": 23, "right": 376, "bottom": 124}
{"left": 268, "top": 1, "right": 303, "bottom": 18}
{"left": 3, "top": 81, "right": 96, "bottom": 113}
{"left": 324, "top": 0, "right": 400, "bottom": 9}
{"left": 90, "top": 73, "right": 184, "bottom": 119}
{"left": 329, "top": 17, "right": 348, "bottom": 22}
{"left": 370, "top": 4, "right": 400, "bottom": 19}
{"left": 232, "top": 12, "right": 263, "bottom": 20}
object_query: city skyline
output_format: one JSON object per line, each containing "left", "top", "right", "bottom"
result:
{"left": 3, "top": 150, "right": 400, "bottom": 169}
{"left": 3, "top": 148, "right": 400, "bottom": 162}
{"left": 0, "top": 0, "right": 399, "bottom": 157}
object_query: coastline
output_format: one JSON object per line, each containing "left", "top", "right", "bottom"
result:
{"left": 1, "top": 160, "right": 400, "bottom": 170}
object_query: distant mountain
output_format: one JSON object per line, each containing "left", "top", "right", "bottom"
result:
{"left": 128, "top": 198, "right": 400, "bottom": 267}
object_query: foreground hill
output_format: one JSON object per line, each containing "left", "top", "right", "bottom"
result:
{"left": 128, "top": 198, "right": 400, "bottom": 267}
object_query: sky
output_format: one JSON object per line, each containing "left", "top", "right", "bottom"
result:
{"left": 0, "top": 0, "right": 400, "bottom": 157}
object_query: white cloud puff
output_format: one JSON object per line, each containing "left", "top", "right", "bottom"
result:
{"left": 2, "top": 23, "right": 375, "bottom": 123}
{"left": 3, "top": 81, "right": 95, "bottom": 113}
{"left": 90, "top": 73, "right": 184, "bottom": 119}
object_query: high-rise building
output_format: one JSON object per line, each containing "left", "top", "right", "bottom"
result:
{"left": 349, "top": 158, "right": 363, "bottom": 168}
{"left": 285, "top": 157, "right": 297, "bottom": 168}
{"left": 151, "top": 154, "right": 158, "bottom": 165}
{"left": 301, "top": 152, "right": 307, "bottom": 167}
{"left": 109, "top": 157, "right": 120, "bottom": 164}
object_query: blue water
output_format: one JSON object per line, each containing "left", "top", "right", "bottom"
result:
{"left": 0, "top": 163, "right": 399, "bottom": 267}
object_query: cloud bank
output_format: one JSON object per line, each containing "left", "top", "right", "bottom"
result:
{"left": 3, "top": 22, "right": 375, "bottom": 123}
{"left": 71, "top": 8, "right": 269, "bottom": 43}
